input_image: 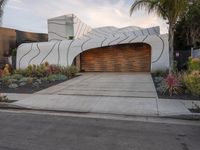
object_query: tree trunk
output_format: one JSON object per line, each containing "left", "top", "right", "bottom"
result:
{"left": 168, "top": 24, "right": 175, "bottom": 73}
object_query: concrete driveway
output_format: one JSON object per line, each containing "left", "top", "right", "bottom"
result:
{"left": 11, "top": 73, "right": 193, "bottom": 117}
{"left": 37, "top": 73, "right": 157, "bottom": 98}
{"left": 12, "top": 73, "right": 169, "bottom": 116}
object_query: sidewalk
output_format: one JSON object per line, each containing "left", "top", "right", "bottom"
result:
{"left": 3, "top": 93, "right": 200, "bottom": 118}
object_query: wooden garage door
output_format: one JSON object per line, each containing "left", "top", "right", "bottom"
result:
{"left": 80, "top": 43, "right": 151, "bottom": 72}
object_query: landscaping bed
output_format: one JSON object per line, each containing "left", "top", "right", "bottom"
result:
{"left": 189, "top": 108, "right": 200, "bottom": 113}
{"left": 0, "top": 79, "right": 67, "bottom": 94}
{"left": 152, "top": 75, "right": 199, "bottom": 100}
{"left": 152, "top": 57, "right": 200, "bottom": 101}
{"left": 0, "top": 62, "right": 78, "bottom": 94}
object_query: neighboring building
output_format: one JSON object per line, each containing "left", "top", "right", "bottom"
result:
{"left": 17, "top": 14, "right": 169, "bottom": 72}
{"left": 0, "top": 27, "right": 48, "bottom": 57}
{"left": 0, "top": 27, "right": 48, "bottom": 68}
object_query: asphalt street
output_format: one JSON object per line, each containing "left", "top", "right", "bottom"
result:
{"left": 0, "top": 111, "right": 199, "bottom": 150}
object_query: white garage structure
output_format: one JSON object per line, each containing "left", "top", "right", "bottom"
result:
{"left": 17, "top": 14, "right": 169, "bottom": 72}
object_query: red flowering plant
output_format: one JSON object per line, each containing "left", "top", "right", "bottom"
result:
{"left": 164, "top": 73, "right": 182, "bottom": 96}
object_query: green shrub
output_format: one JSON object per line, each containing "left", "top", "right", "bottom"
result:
{"left": 1, "top": 76, "right": 13, "bottom": 84}
{"left": 18, "top": 77, "right": 29, "bottom": 83}
{"left": 183, "top": 71, "right": 200, "bottom": 97}
{"left": 188, "top": 57, "right": 200, "bottom": 72}
{"left": 54, "top": 74, "right": 67, "bottom": 81}
{"left": 18, "top": 77, "right": 33, "bottom": 85}
{"left": 1, "top": 76, "right": 18, "bottom": 87}
{"left": 152, "top": 69, "right": 167, "bottom": 77}
{"left": 7, "top": 79, "right": 18, "bottom": 85}
{"left": 69, "top": 65, "right": 78, "bottom": 77}
{"left": 14, "top": 69, "right": 26, "bottom": 76}
{"left": 172, "top": 61, "right": 178, "bottom": 73}
{"left": 11, "top": 74, "right": 23, "bottom": 80}
{"left": 11, "top": 48, "right": 17, "bottom": 57}
{"left": 10, "top": 63, "right": 77, "bottom": 80}
{"left": 41, "top": 77, "right": 48, "bottom": 82}
{"left": 47, "top": 75, "right": 56, "bottom": 82}
{"left": 58, "top": 65, "right": 78, "bottom": 78}
{"left": 27, "top": 77, "right": 33, "bottom": 84}
{"left": 47, "top": 74, "right": 67, "bottom": 82}
{"left": 15, "top": 64, "right": 47, "bottom": 77}
{"left": 8, "top": 83, "right": 18, "bottom": 89}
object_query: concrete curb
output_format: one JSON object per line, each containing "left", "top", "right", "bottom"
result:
{"left": 161, "top": 114, "right": 200, "bottom": 120}
{"left": 0, "top": 102, "right": 26, "bottom": 109}
{"left": 1, "top": 102, "right": 200, "bottom": 121}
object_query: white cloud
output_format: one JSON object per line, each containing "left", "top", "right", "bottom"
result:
{"left": 2, "top": 0, "right": 168, "bottom": 34}
{"left": 6, "top": 5, "right": 21, "bottom": 10}
{"left": 12, "top": 0, "right": 23, "bottom": 4}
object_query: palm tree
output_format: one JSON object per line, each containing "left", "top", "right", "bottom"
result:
{"left": 0, "top": 0, "right": 7, "bottom": 26}
{"left": 130, "top": 0, "right": 189, "bottom": 72}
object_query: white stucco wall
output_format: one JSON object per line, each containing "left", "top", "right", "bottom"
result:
{"left": 17, "top": 14, "right": 169, "bottom": 72}
{"left": 48, "top": 14, "right": 92, "bottom": 41}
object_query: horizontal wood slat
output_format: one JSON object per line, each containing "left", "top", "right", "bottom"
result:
{"left": 81, "top": 44, "right": 151, "bottom": 72}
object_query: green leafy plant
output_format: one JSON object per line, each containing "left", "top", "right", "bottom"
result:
{"left": 11, "top": 48, "right": 17, "bottom": 57}
{"left": 66, "top": 65, "right": 78, "bottom": 78}
{"left": 152, "top": 70, "right": 167, "bottom": 77}
{"left": 8, "top": 83, "right": 18, "bottom": 89}
{"left": 1, "top": 75, "right": 13, "bottom": 84}
{"left": 188, "top": 57, "right": 200, "bottom": 72}
{"left": 14, "top": 63, "right": 78, "bottom": 78}
{"left": 47, "top": 74, "right": 67, "bottom": 82}
{"left": 11, "top": 74, "right": 23, "bottom": 80}
{"left": 27, "top": 77, "right": 33, "bottom": 84}
{"left": 173, "top": 60, "right": 178, "bottom": 73}
{"left": 183, "top": 71, "right": 200, "bottom": 97}
{"left": 15, "top": 64, "right": 46, "bottom": 77}
{"left": 1, "top": 62, "right": 78, "bottom": 90}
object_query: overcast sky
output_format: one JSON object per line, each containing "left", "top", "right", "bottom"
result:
{"left": 2, "top": 0, "right": 168, "bottom": 34}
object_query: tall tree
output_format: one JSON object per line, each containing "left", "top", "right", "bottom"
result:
{"left": 0, "top": 0, "right": 7, "bottom": 26}
{"left": 174, "top": 0, "right": 200, "bottom": 50}
{"left": 130, "top": 0, "right": 188, "bottom": 72}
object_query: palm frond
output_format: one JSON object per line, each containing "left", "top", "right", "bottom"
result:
{"left": 130, "top": 0, "right": 148, "bottom": 16}
{"left": 130, "top": 0, "right": 161, "bottom": 16}
{"left": 0, "top": 0, "right": 8, "bottom": 25}
{"left": 0, "top": 0, "right": 7, "bottom": 13}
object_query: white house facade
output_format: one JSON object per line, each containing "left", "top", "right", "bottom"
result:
{"left": 17, "top": 14, "right": 169, "bottom": 72}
